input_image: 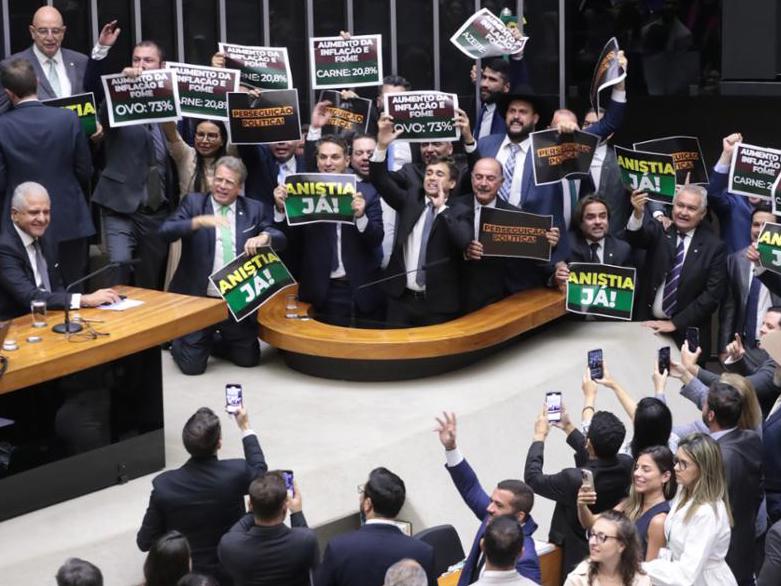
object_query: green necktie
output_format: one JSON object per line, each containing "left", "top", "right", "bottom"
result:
{"left": 219, "top": 205, "right": 234, "bottom": 265}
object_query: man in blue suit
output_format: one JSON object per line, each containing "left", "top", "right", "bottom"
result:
{"left": 435, "top": 412, "right": 541, "bottom": 585}
{"left": 160, "top": 156, "right": 285, "bottom": 375}
{"left": 0, "top": 57, "right": 94, "bottom": 286}
{"left": 315, "top": 467, "right": 436, "bottom": 586}
{"left": 474, "top": 57, "right": 529, "bottom": 141}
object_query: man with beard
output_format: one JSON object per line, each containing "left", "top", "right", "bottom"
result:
{"left": 473, "top": 53, "right": 529, "bottom": 141}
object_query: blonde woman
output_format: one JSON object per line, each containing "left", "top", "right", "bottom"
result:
{"left": 642, "top": 434, "right": 736, "bottom": 586}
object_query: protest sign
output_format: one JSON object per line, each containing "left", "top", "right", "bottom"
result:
{"left": 218, "top": 42, "right": 292, "bottom": 90}
{"left": 384, "top": 91, "right": 459, "bottom": 142}
{"left": 772, "top": 174, "right": 781, "bottom": 217}
{"left": 728, "top": 142, "right": 781, "bottom": 200}
{"left": 101, "top": 69, "right": 181, "bottom": 127}
{"left": 227, "top": 90, "right": 301, "bottom": 145}
{"left": 478, "top": 207, "right": 552, "bottom": 260}
{"left": 310, "top": 35, "right": 383, "bottom": 89}
{"left": 530, "top": 129, "right": 599, "bottom": 186}
{"left": 566, "top": 263, "right": 636, "bottom": 321}
{"left": 634, "top": 136, "right": 709, "bottom": 185}
{"left": 589, "top": 37, "right": 626, "bottom": 112}
{"left": 319, "top": 90, "right": 371, "bottom": 136}
{"left": 42, "top": 92, "right": 97, "bottom": 136}
{"left": 756, "top": 222, "right": 781, "bottom": 275}
{"left": 166, "top": 62, "right": 240, "bottom": 120}
{"left": 615, "top": 146, "right": 677, "bottom": 204}
{"left": 284, "top": 173, "right": 357, "bottom": 226}
{"left": 209, "top": 248, "right": 295, "bottom": 321}
{"left": 450, "top": 8, "right": 528, "bottom": 59}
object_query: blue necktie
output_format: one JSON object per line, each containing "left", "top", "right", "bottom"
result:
{"left": 662, "top": 233, "right": 685, "bottom": 317}
{"left": 497, "top": 143, "right": 520, "bottom": 202}
{"left": 744, "top": 276, "right": 761, "bottom": 347}
{"left": 415, "top": 203, "right": 435, "bottom": 287}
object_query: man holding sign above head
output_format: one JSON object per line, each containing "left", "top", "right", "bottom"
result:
{"left": 625, "top": 185, "right": 726, "bottom": 358}
{"left": 161, "top": 156, "right": 285, "bottom": 375}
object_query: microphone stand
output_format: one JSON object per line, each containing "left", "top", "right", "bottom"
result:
{"left": 52, "top": 261, "right": 126, "bottom": 334}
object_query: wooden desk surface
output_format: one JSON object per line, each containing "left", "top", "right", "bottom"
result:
{"left": 0, "top": 287, "right": 226, "bottom": 394}
{"left": 259, "top": 286, "right": 565, "bottom": 360}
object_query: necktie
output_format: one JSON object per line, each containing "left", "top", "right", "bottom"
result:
{"left": 415, "top": 203, "right": 435, "bottom": 287}
{"left": 589, "top": 242, "right": 600, "bottom": 263}
{"left": 46, "top": 59, "right": 61, "bottom": 97}
{"left": 477, "top": 103, "right": 488, "bottom": 139}
{"left": 662, "top": 233, "right": 686, "bottom": 317}
{"left": 497, "top": 143, "right": 520, "bottom": 202}
{"left": 33, "top": 241, "right": 52, "bottom": 291}
{"left": 145, "top": 124, "right": 166, "bottom": 210}
{"left": 743, "top": 275, "right": 762, "bottom": 347}
{"left": 218, "top": 206, "right": 234, "bottom": 265}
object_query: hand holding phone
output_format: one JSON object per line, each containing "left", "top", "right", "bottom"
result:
{"left": 657, "top": 346, "right": 671, "bottom": 375}
{"left": 685, "top": 327, "right": 700, "bottom": 353}
{"left": 281, "top": 470, "right": 295, "bottom": 496}
{"left": 225, "top": 384, "right": 243, "bottom": 415}
{"left": 581, "top": 469, "right": 594, "bottom": 491}
{"left": 545, "top": 391, "right": 562, "bottom": 423}
{"left": 587, "top": 349, "right": 604, "bottom": 380}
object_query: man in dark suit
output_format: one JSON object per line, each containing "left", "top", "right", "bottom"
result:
{"left": 0, "top": 182, "right": 119, "bottom": 320}
{"left": 160, "top": 156, "right": 285, "bottom": 375}
{"left": 764, "top": 394, "right": 781, "bottom": 524}
{"left": 0, "top": 58, "right": 94, "bottom": 286}
{"left": 702, "top": 382, "right": 764, "bottom": 586}
{"left": 435, "top": 412, "right": 541, "bottom": 584}
{"left": 218, "top": 471, "right": 319, "bottom": 586}
{"left": 92, "top": 40, "right": 175, "bottom": 290}
{"left": 239, "top": 140, "right": 304, "bottom": 220}
{"left": 758, "top": 519, "right": 781, "bottom": 586}
{"left": 137, "top": 406, "right": 268, "bottom": 585}
{"left": 314, "top": 467, "right": 436, "bottom": 586}
{"left": 552, "top": 196, "right": 633, "bottom": 291}
{"left": 525, "top": 408, "right": 633, "bottom": 575}
{"left": 473, "top": 57, "right": 528, "bottom": 141}
{"left": 625, "top": 185, "right": 727, "bottom": 358}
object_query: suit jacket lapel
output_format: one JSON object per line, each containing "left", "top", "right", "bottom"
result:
{"left": 603, "top": 236, "right": 615, "bottom": 264}
{"left": 737, "top": 251, "right": 752, "bottom": 305}
{"left": 204, "top": 196, "right": 217, "bottom": 262}
{"left": 63, "top": 50, "right": 80, "bottom": 90}
{"left": 25, "top": 47, "right": 55, "bottom": 99}
{"left": 520, "top": 151, "right": 533, "bottom": 207}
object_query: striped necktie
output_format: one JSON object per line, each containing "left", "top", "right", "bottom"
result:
{"left": 497, "top": 143, "right": 520, "bottom": 202}
{"left": 662, "top": 233, "right": 686, "bottom": 317}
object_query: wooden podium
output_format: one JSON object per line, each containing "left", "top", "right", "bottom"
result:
{"left": 0, "top": 287, "right": 226, "bottom": 520}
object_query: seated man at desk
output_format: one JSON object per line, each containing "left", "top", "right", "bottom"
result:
{"left": 0, "top": 181, "right": 120, "bottom": 320}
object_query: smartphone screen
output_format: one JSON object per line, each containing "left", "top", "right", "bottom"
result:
{"left": 225, "top": 384, "right": 243, "bottom": 414}
{"left": 587, "top": 349, "right": 604, "bottom": 380}
{"left": 686, "top": 327, "right": 700, "bottom": 353}
{"left": 658, "top": 347, "right": 671, "bottom": 375}
{"left": 281, "top": 470, "right": 294, "bottom": 495}
{"left": 581, "top": 469, "right": 594, "bottom": 490}
{"left": 545, "top": 391, "right": 562, "bottom": 423}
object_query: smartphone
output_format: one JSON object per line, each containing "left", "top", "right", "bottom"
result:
{"left": 281, "top": 469, "right": 295, "bottom": 495}
{"left": 225, "top": 384, "right": 243, "bottom": 415}
{"left": 686, "top": 327, "right": 700, "bottom": 353}
{"left": 581, "top": 469, "right": 594, "bottom": 491}
{"left": 587, "top": 349, "right": 604, "bottom": 380}
{"left": 545, "top": 391, "right": 562, "bottom": 423}
{"left": 658, "top": 346, "right": 671, "bottom": 375}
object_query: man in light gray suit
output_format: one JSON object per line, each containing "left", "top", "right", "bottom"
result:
{"left": 0, "top": 6, "right": 120, "bottom": 113}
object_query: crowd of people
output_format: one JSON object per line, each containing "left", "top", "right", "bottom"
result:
{"left": 2, "top": 5, "right": 781, "bottom": 586}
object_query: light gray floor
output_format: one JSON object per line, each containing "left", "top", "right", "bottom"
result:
{"left": 0, "top": 321, "right": 698, "bottom": 585}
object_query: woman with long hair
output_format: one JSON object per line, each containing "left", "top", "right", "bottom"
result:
{"left": 579, "top": 446, "right": 676, "bottom": 560}
{"left": 565, "top": 510, "right": 651, "bottom": 585}
{"left": 642, "top": 434, "right": 737, "bottom": 586}
{"left": 142, "top": 530, "right": 191, "bottom": 586}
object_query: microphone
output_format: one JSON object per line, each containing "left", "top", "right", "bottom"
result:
{"left": 52, "top": 260, "right": 139, "bottom": 334}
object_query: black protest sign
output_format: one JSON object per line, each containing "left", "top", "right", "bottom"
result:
{"left": 566, "top": 263, "right": 636, "bottom": 321}
{"left": 728, "top": 143, "right": 781, "bottom": 200}
{"left": 101, "top": 69, "right": 181, "bottom": 127}
{"left": 166, "top": 62, "right": 240, "bottom": 121}
{"left": 478, "top": 207, "right": 552, "bottom": 260}
{"left": 634, "top": 136, "right": 709, "bottom": 185}
{"left": 218, "top": 42, "right": 292, "bottom": 90}
{"left": 310, "top": 35, "right": 383, "bottom": 89}
{"left": 209, "top": 248, "right": 295, "bottom": 321}
{"left": 227, "top": 90, "right": 301, "bottom": 145}
{"left": 384, "top": 91, "right": 459, "bottom": 142}
{"left": 284, "top": 173, "right": 357, "bottom": 225}
{"left": 757, "top": 222, "right": 781, "bottom": 275}
{"left": 530, "top": 129, "right": 599, "bottom": 186}
{"left": 615, "top": 146, "right": 677, "bottom": 204}
{"left": 589, "top": 37, "right": 626, "bottom": 113}
{"left": 319, "top": 90, "right": 371, "bottom": 136}
{"left": 449, "top": 8, "right": 528, "bottom": 59}
{"left": 42, "top": 92, "right": 97, "bottom": 136}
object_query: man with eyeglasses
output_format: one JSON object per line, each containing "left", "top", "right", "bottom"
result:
{"left": 0, "top": 6, "right": 121, "bottom": 113}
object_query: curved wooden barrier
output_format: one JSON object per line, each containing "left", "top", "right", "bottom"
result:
{"left": 258, "top": 286, "right": 566, "bottom": 380}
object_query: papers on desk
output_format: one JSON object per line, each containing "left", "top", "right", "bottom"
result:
{"left": 96, "top": 298, "right": 145, "bottom": 311}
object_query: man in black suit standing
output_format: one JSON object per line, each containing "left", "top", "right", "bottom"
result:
{"left": 625, "top": 185, "right": 727, "bottom": 358}
{"left": 702, "top": 382, "right": 764, "bottom": 586}
{"left": 315, "top": 467, "right": 436, "bottom": 586}
{"left": 218, "top": 471, "right": 319, "bottom": 586}
{"left": 161, "top": 156, "right": 285, "bottom": 375}
{"left": 0, "top": 58, "right": 94, "bottom": 285}
{"left": 137, "top": 406, "right": 268, "bottom": 585}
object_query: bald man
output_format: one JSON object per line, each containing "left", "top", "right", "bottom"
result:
{"left": 0, "top": 6, "right": 120, "bottom": 112}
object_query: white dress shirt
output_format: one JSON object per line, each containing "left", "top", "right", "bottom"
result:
{"left": 207, "top": 198, "right": 237, "bottom": 297}
{"left": 474, "top": 197, "right": 497, "bottom": 239}
{"left": 478, "top": 102, "right": 497, "bottom": 140}
{"left": 32, "top": 45, "right": 72, "bottom": 97}
{"left": 404, "top": 202, "right": 447, "bottom": 292}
